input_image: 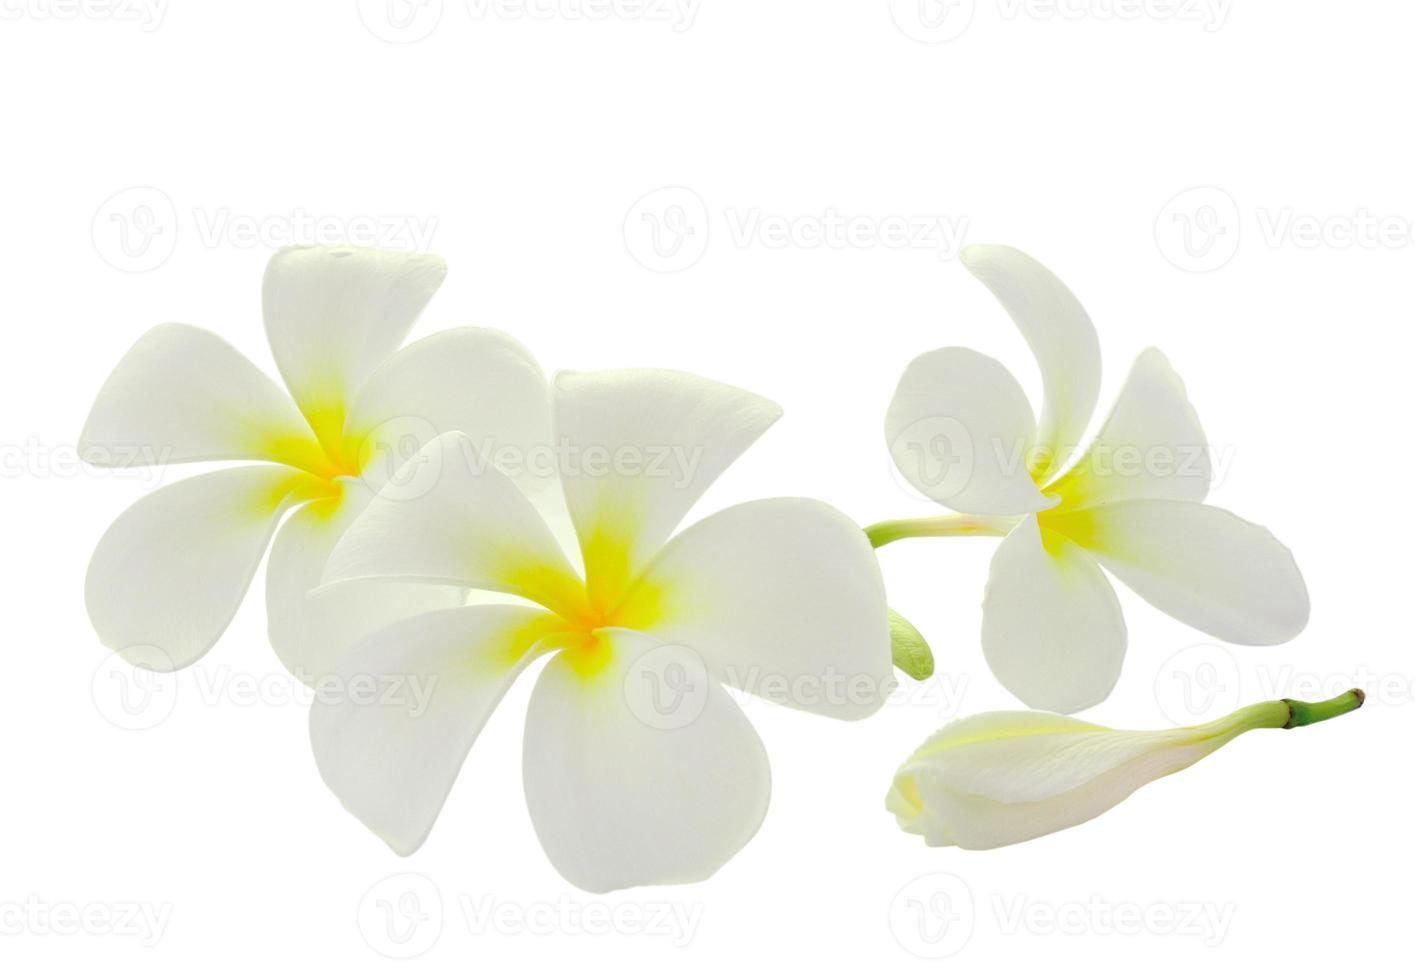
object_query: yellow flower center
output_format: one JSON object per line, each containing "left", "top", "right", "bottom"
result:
{"left": 505, "top": 528, "right": 665, "bottom": 679}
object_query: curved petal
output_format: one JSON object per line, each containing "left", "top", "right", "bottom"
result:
{"left": 266, "top": 479, "right": 466, "bottom": 683}
{"left": 1057, "top": 500, "right": 1310, "bottom": 644}
{"left": 892, "top": 719, "right": 1213, "bottom": 849}
{"left": 885, "top": 347, "right": 1052, "bottom": 515}
{"left": 981, "top": 516, "right": 1127, "bottom": 713}
{"left": 523, "top": 629, "right": 771, "bottom": 893}
{"left": 79, "top": 323, "right": 316, "bottom": 468}
{"left": 310, "top": 604, "right": 561, "bottom": 856}
{"left": 85, "top": 465, "right": 311, "bottom": 670}
{"left": 322, "top": 432, "right": 585, "bottom": 618}
{"left": 961, "top": 244, "right": 1102, "bottom": 482}
{"left": 345, "top": 326, "right": 557, "bottom": 497}
{"left": 262, "top": 246, "right": 446, "bottom": 430}
{"left": 553, "top": 369, "right": 782, "bottom": 608}
{"left": 1045, "top": 348, "right": 1211, "bottom": 508}
{"left": 633, "top": 498, "right": 893, "bottom": 719}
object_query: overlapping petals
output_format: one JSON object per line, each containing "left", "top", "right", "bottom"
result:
{"left": 886, "top": 244, "right": 1309, "bottom": 712}
{"left": 315, "top": 371, "right": 892, "bottom": 891}
{"left": 80, "top": 247, "right": 550, "bottom": 679}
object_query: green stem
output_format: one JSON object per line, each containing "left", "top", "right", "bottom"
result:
{"left": 1282, "top": 689, "right": 1366, "bottom": 728}
{"left": 865, "top": 514, "right": 1019, "bottom": 549}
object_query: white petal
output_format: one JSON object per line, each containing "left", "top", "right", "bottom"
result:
{"left": 262, "top": 246, "right": 447, "bottom": 422}
{"left": 345, "top": 327, "right": 557, "bottom": 500}
{"left": 310, "top": 604, "right": 559, "bottom": 856}
{"left": 961, "top": 244, "right": 1102, "bottom": 482}
{"left": 890, "top": 709, "right": 1248, "bottom": 849}
{"left": 322, "top": 432, "right": 585, "bottom": 617}
{"left": 634, "top": 498, "right": 893, "bottom": 719}
{"left": 79, "top": 323, "right": 314, "bottom": 468}
{"left": 522, "top": 629, "right": 770, "bottom": 893}
{"left": 553, "top": 369, "right": 781, "bottom": 605}
{"left": 85, "top": 466, "right": 309, "bottom": 669}
{"left": 981, "top": 516, "right": 1127, "bottom": 713}
{"left": 265, "top": 480, "right": 466, "bottom": 682}
{"left": 1046, "top": 348, "right": 1211, "bottom": 507}
{"left": 885, "top": 347, "right": 1052, "bottom": 515}
{"left": 1058, "top": 500, "right": 1310, "bottom": 644}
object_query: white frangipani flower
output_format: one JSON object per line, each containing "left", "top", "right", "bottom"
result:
{"left": 879, "top": 244, "right": 1309, "bottom": 713}
{"left": 81, "top": 246, "right": 553, "bottom": 679}
{"left": 311, "top": 370, "right": 893, "bottom": 892}
{"left": 887, "top": 689, "right": 1363, "bottom": 850}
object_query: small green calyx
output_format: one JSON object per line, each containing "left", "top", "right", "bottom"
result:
{"left": 888, "top": 609, "right": 934, "bottom": 681}
{"left": 1282, "top": 688, "right": 1366, "bottom": 729}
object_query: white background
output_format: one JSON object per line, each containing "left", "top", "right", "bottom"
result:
{"left": 1, "top": 1, "right": 1409, "bottom": 974}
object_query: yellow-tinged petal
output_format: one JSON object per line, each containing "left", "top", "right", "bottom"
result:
{"left": 889, "top": 692, "right": 1362, "bottom": 849}
{"left": 981, "top": 515, "right": 1126, "bottom": 714}
{"left": 552, "top": 368, "right": 782, "bottom": 610}
{"left": 1043, "top": 347, "right": 1210, "bottom": 510}
{"left": 632, "top": 497, "right": 893, "bottom": 719}
{"left": 266, "top": 478, "right": 466, "bottom": 683}
{"left": 85, "top": 465, "right": 319, "bottom": 670}
{"left": 310, "top": 604, "right": 564, "bottom": 856}
{"left": 262, "top": 245, "right": 446, "bottom": 435}
{"left": 79, "top": 323, "right": 320, "bottom": 469}
{"left": 1045, "top": 499, "right": 1309, "bottom": 645}
{"left": 322, "top": 432, "right": 588, "bottom": 621}
{"left": 522, "top": 628, "right": 770, "bottom": 893}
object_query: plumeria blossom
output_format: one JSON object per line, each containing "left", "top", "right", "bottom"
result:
{"left": 311, "top": 370, "right": 893, "bottom": 892}
{"left": 887, "top": 689, "right": 1363, "bottom": 849}
{"left": 880, "top": 245, "right": 1310, "bottom": 713}
{"left": 81, "top": 246, "right": 556, "bottom": 679}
